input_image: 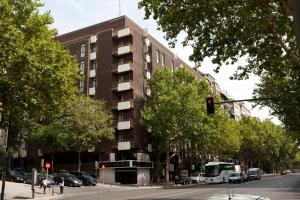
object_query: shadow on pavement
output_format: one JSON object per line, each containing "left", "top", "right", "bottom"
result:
{"left": 13, "top": 196, "right": 31, "bottom": 199}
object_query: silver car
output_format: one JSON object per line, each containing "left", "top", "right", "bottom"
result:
{"left": 190, "top": 172, "right": 205, "bottom": 184}
{"left": 228, "top": 172, "right": 243, "bottom": 184}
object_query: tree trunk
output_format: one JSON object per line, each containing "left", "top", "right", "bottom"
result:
{"left": 1, "top": 154, "right": 7, "bottom": 200}
{"left": 165, "top": 141, "right": 170, "bottom": 185}
{"left": 78, "top": 152, "right": 81, "bottom": 172}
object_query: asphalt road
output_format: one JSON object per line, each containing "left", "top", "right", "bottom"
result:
{"left": 56, "top": 173, "right": 300, "bottom": 200}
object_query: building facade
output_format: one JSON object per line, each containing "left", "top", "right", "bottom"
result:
{"left": 45, "top": 16, "right": 193, "bottom": 185}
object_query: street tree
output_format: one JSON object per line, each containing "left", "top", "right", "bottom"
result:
{"left": 142, "top": 67, "right": 215, "bottom": 184}
{"left": 138, "top": 0, "right": 300, "bottom": 136}
{"left": 0, "top": 0, "right": 79, "bottom": 198}
{"left": 38, "top": 95, "right": 115, "bottom": 171}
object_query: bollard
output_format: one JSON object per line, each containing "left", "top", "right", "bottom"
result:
{"left": 52, "top": 187, "right": 54, "bottom": 196}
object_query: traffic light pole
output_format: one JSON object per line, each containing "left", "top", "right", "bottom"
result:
{"left": 214, "top": 98, "right": 271, "bottom": 105}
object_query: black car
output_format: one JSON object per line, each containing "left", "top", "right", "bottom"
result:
{"left": 70, "top": 171, "right": 97, "bottom": 186}
{"left": 53, "top": 173, "right": 82, "bottom": 187}
{"left": 174, "top": 176, "right": 192, "bottom": 185}
{"left": 13, "top": 168, "right": 28, "bottom": 176}
{"left": 5, "top": 170, "right": 25, "bottom": 183}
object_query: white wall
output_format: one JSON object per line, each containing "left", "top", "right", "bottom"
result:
{"left": 98, "top": 168, "right": 115, "bottom": 184}
{"left": 137, "top": 168, "right": 150, "bottom": 186}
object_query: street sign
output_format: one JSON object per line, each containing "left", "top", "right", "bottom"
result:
{"left": 45, "top": 162, "right": 51, "bottom": 169}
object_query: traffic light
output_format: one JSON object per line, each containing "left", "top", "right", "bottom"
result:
{"left": 206, "top": 97, "right": 215, "bottom": 114}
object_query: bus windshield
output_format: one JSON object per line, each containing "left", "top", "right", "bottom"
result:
{"left": 205, "top": 165, "right": 220, "bottom": 177}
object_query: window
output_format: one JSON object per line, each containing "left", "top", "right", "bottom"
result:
{"left": 91, "top": 61, "right": 97, "bottom": 70}
{"left": 80, "top": 44, "right": 85, "bottom": 58}
{"left": 119, "top": 42, "right": 124, "bottom": 47}
{"left": 91, "top": 44, "right": 97, "bottom": 52}
{"left": 118, "top": 59, "right": 124, "bottom": 65}
{"left": 118, "top": 94, "right": 124, "bottom": 101}
{"left": 156, "top": 50, "right": 160, "bottom": 63}
{"left": 79, "top": 80, "right": 84, "bottom": 91}
{"left": 171, "top": 60, "right": 175, "bottom": 72}
{"left": 118, "top": 112, "right": 123, "bottom": 121}
{"left": 118, "top": 76, "right": 124, "bottom": 83}
{"left": 80, "top": 61, "right": 85, "bottom": 75}
{"left": 92, "top": 78, "right": 96, "bottom": 88}
{"left": 161, "top": 53, "right": 165, "bottom": 66}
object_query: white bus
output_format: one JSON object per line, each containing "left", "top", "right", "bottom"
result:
{"left": 204, "top": 162, "right": 235, "bottom": 184}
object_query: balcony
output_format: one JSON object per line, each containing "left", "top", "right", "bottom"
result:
{"left": 112, "top": 81, "right": 133, "bottom": 92}
{"left": 90, "top": 52, "right": 96, "bottom": 60}
{"left": 118, "top": 141, "right": 131, "bottom": 150}
{"left": 112, "top": 62, "right": 133, "bottom": 74}
{"left": 113, "top": 45, "right": 133, "bottom": 56}
{"left": 146, "top": 88, "right": 151, "bottom": 96}
{"left": 117, "top": 120, "right": 133, "bottom": 130}
{"left": 112, "top": 100, "right": 134, "bottom": 110}
{"left": 145, "top": 71, "right": 151, "bottom": 80}
{"left": 90, "top": 35, "right": 97, "bottom": 43}
{"left": 89, "top": 87, "right": 95, "bottom": 96}
{"left": 145, "top": 54, "right": 151, "bottom": 63}
{"left": 89, "top": 69, "right": 96, "bottom": 78}
{"left": 112, "top": 28, "right": 131, "bottom": 39}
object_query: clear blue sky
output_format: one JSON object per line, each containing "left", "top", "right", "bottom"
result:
{"left": 39, "top": 0, "right": 280, "bottom": 124}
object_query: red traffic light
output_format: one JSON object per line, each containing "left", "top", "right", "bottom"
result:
{"left": 206, "top": 97, "right": 215, "bottom": 114}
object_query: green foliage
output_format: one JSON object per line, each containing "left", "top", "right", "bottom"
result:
{"left": 35, "top": 95, "right": 115, "bottom": 153}
{"left": 0, "top": 0, "right": 79, "bottom": 148}
{"left": 139, "top": 0, "right": 300, "bottom": 136}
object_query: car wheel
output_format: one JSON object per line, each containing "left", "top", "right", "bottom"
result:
{"left": 229, "top": 181, "right": 231, "bottom": 184}
{"left": 70, "top": 182, "right": 73, "bottom": 187}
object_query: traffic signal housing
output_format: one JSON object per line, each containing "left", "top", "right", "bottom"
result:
{"left": 206, "top": 97, "right": 215, "bottom": 114}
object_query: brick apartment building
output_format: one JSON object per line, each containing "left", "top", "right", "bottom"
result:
{"left": 29, "top": 15, "right": 197, "bottom": 185}
{"left": 21, "top": 15, "right": 250, "bottom": 185}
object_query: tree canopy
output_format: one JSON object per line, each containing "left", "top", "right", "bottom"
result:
{"left": 139, "top": 0, "right": 300, "bottom": 136}
{"left": 0, "top": 0, "right": 79, "bottom": 148}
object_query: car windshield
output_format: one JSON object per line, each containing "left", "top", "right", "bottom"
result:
{"left": 229, "top": 173, "right": 239, "bottom": 177}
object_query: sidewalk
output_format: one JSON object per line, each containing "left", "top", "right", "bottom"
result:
{"left": 0, "top": 181, "right": 62, "bottom": 200}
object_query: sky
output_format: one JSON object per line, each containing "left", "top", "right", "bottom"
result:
{"left": 39, "top": 0, "right": 280, "bottom": 124}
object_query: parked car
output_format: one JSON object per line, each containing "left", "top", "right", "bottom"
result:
{"left": 174, "top": 176, "right": 192, "bottom": 185}
{"left": 280, "top": 170, "right": 287, "bottom": 175}
{"left": 291, "top": 169, "right": 296, "bottom": 173}
{"left": 247, "top": 168, "right": 262, "bottom": 180}
{"left": 228, "top": 172, "right": 244, "bottom": 184}
{"left": 70, "top": 171, "right": 97, "bottom": 186}
{"left": 286, "top": 169, "right": 291, "bottom": 173}
{"left": 53, "top": 173, "right": 82, "bottom": 187}
{"left": 24, "top": 173, "right": 55, "bottom": 186}
{"left": 5, "top": 170, "right": 25, "bottom": 183}
{"left": 13, "top": 168, "right": 28, "bottom": 176}
{"left": 190, "top": 172, "right": 205, "bottom": 184}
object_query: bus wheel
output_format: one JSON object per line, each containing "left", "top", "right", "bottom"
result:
{"left": 223, "top": 178, "right": 225, "bottom": 183}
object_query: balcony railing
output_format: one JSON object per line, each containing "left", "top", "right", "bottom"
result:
{"left": 89, "top": 69, "right": 96, "bottom": 78}
{"left": 112, "top": 45, "right": 133, "bottom": 56}
{"left": 112, "top": 28, "right": 132, "bottom": 38}
{"left": 90, "top": 52, "right": 96, "bottom": 60}
{"left": 89, "top": 87, "right": 96, "bottom": 96}
{"left": 112, "top": 62, "right": 133, "bottom": 74}
{"left": 111, "top": 100, "right": 134, "bottom": 110}
{"left": 112, "top": 81, "right": 133, "bottom": 92}
{"left": 115, "top": 119, "right": 134, "bottom": 130}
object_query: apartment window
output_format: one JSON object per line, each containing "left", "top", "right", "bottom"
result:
{"left": 156, "top": 50, "right": 160, "bottom": 63}
{"left": 118, "top": 112, "right": 123, "bottom": 121}
{"left": 118, "top": 76, "right": 124, "bottom": 83}
{"left": 118, "top": 94, "right": 124, "bottom": 101}
{"left": 161, "top": 53, "right": 165, "bottom": 66}
{"left": 91, "top": 61, "right": 97, "bottom": 70}
{"left": 92, "top": 78, "right": 96, "bottom": 88}
{"left": 79, "top": 80, "right": 84, "bottom": 91}
{"left": 80, "top": 44, "right": 85, "bottom": 58}
{"left": 119, "top": 42, "right": 124, "bottom": 47}
{"left": 171, "top": 60, "right": 175, "bottom": 72}
{"left": 80, "top": 61, "right": 85, "bottom": 75}
{"left": 118, "top": 59, "right": 124, "bottom": 65}
{"left": 91, "top": 43, "right": 97, "bottom": 52}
